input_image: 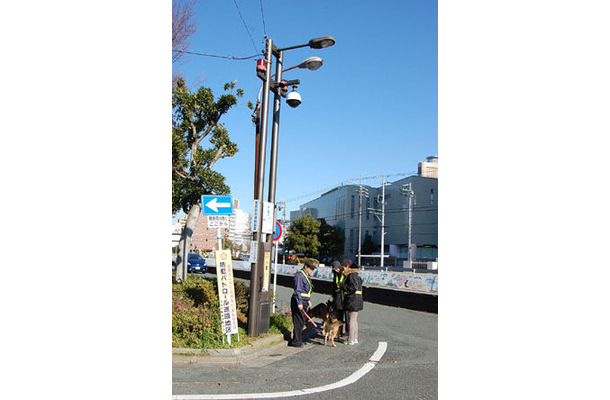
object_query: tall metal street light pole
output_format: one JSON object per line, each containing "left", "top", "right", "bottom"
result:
{"left": 248, "top": 36, "right": 335, "bottom": 337}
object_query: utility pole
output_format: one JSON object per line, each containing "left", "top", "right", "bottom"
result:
{"left": 367, "top": 175, "right": 390, "bottom": 269}
{"left": 401, "top": 183, "right": 415, "bottom": 266}
{"left": 380, "top": 175, "right": 387, "bottom": 269}
{"left": 357, "top": 179, "right": 368, "bottom": 266}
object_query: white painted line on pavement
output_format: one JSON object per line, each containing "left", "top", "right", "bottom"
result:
{"left": 172, "top": 341, "right": 388, "bottom": 400}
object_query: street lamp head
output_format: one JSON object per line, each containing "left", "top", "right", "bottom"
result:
{"left": 308, "top": 36, "right": 336, "bottom": 49}
{"left": 279, "top": 56, "right": 324, "bottom": 75}
{"left": 298, "top": 56, "right": 323, "bottom": 71}
{"left": 275, "top": 36, "right": 336, "bottom": 52}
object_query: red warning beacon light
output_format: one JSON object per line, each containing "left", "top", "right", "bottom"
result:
{"left": 256, "top": 59, "right": 267, "bottom": 73}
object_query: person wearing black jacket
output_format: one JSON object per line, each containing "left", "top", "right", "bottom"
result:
{"left": 339, "top": 259, "right": 363, "bottom": 345}
{"left": 331, "top": 260, "right": 346, "bottom": 337}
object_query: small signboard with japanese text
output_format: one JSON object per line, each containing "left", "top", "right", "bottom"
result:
{"left": 252, "top": 200, "right": 260, "bottom": 232}
{"left": 249, "top": 240, "right": 258, "bottom": 263}
{"left": 262, "top": 249, "right": 271, "bottom": 292}
{"left": 261, "top": 201, "right": 274, "bottom": 234}
{"left": 207, "top": 215, "right": 229, "bottom": 228}
{"left": 214, "top": 250, "right": 239, "bottom": 335}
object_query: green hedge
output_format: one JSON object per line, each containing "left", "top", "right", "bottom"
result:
{"left": 172, "top": 275, "right": 292, "bottom": 349}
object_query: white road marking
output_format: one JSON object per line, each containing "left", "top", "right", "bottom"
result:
{"left": 172, "top": 341, "right": 388, "bottom": 400}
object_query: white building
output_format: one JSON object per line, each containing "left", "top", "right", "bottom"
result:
{"left": 172, "top": 219, "right": 186, "bottom": 248}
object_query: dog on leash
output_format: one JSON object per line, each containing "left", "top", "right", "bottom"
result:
{"left": 309, "top": 300, "right": 344, "bottom": 347}
{"left": 323, "top": 312, "right": 344, "bottom": 347}
{"left": 309, "top": 299, "right": 332, "bottom": 321}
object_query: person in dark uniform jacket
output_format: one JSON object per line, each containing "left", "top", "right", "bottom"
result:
{"left": 331, "top": 260, "right": 346, "bottom": 337}
{"left": 289, "top": 260, "right": 317, "bottom": 347}
{"left": 339, "top": 259, "right": 363, "bottom": 345}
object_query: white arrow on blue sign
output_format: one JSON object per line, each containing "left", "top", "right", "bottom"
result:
{"left": 201, "top": 195, "right": 234, "bottom": 215}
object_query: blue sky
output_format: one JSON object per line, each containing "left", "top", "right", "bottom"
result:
{"left": 174, "top": 0, "right": 438, "bottom": 215}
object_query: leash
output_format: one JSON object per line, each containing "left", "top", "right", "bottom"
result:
{"left": 302, "top": 310, "right": 318, "bottom": 328}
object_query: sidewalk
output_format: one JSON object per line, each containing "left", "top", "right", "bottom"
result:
{"left": 172, "top": 326, "right": 321, "bottom": 365}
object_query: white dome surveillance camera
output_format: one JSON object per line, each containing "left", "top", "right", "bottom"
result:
{"left": 286, "top": 87, "right": 302, "bottom": 108}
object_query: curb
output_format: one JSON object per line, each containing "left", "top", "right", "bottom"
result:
{"left": 172, "top": 326, "right": 321, "bottom": 365}
{"left": 172, "top": 333, "right": 286, "bottom": 364}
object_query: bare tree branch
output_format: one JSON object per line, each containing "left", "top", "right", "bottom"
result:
{"left": 172, "top": 0, "right": 199, "bottom": 64}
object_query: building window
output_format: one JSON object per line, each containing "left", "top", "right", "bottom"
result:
{"left": 336, "top": 195, "right": 345, "bottom": 221}
{"left": 351, "top": 195, "right": 355, "bottom": 219}
{"left": 430, "top": 189, "right": 434, "bottom": 205}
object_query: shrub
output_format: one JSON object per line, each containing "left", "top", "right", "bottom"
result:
{"left": 172, "top": 276, "right": 224, "bottom": 348}
{"left": 172, "top": 275, "right": 290, "bottom": 349}
{"left": 269, "top": 311, "right": 293, "bottom": 335}
{"left": 172, "top": 304, "right": 223, "bottom": 348}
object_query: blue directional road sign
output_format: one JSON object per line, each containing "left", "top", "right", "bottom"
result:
{"left": 201, "top": 195, "right": 234, "bottom": 215}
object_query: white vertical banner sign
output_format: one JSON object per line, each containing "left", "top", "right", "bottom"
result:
{"left": 214, "top": 250, "right": 239, "bottom": 342}
{"left": 261, "top": 201, "right": 274, "bottom": 234}
{"left": 252, "top": 200, "right": 261, "bottom": 232}
{"left": 249, "top": 240, "right": 258, "bottom": 263}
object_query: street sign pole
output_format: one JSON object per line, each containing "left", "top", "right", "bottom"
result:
{"left": 272, "top": 241, "right": 278, "bottom": 313}
{"left": 271, "top": 221, "right": 282, "bottom": 314}
{"left": 248, "top": 42, "right": 274, "bottom": 340}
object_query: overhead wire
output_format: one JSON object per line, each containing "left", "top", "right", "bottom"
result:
{"left": 259, "top": 0, "right": 267, "bottom": 37}
{"left": 232, "top": 0, "right": 259, "bottom": 53}
{"left": 172, "top": 49, "right": 259, "bottom": 60}
{"left": 281, "top": 171, "right": 419, "bottom": 203}
{"left": 309, "top": 207, "right": 438, "bottom": 224}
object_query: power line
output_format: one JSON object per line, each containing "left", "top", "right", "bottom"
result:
{"left": 232, "top": 0, "right": 259, "bottom": 53}
{"left": 259, "top": 0, "right": 267, "bottom": 37}
{"left": 172, "top": 49, "right": 259, "bottom": 60}
{"left": 281, "top": 171, "right": 418, "bottom": 203}
{"left": 287, "top": 204, "right": 437, "bottom": 224}
{"left": 317, "top": 207, "right": 438, "bottom": 223}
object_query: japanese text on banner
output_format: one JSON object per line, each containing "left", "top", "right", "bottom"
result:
{"left": 214, "top": 250, "right": 239, "bottom": 335}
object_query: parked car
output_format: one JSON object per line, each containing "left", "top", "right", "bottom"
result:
{"left": 187, "top": 253, "right": 207, "bottom": 274}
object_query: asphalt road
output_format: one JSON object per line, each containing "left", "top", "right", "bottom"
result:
{"left": 173, "top": 273, "right": 438, "bottom": 399}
